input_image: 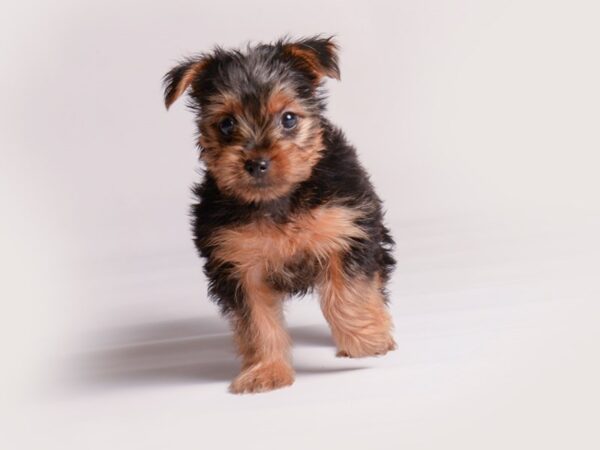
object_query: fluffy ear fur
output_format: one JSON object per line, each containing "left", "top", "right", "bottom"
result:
{"left": 282, "top": 36, "right": 340, "bottom": 83}
{"left": 163, "top": 57, "right": 209, "bottom": 109}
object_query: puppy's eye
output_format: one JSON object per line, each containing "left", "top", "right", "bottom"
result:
{"left": 281, "top": 112, "right": 298, "bottom": 130}
{"left": 218, "top": 116, "right": 235, "bottom": 136}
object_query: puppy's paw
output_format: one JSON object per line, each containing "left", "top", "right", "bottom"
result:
{"left": 229, "top": 361, "right": 294, "bottom": 394}
{"left": 336, "top": 335, "right": 397, "bottom": 358}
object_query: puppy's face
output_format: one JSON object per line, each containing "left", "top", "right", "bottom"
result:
{"left": 164, "top": 37, "right": 340, "bottom": 203}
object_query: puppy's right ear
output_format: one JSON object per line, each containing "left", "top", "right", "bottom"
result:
{"left": 163, "top": 57, "right": 209, "bottom": 110}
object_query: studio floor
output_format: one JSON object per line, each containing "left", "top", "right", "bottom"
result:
{"left": 7, "top": 215, "right": 598, "bottom": 450}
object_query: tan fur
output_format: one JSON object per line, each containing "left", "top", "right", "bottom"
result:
{"left": 229, "top": 266, "right": 294, "bottom": 393}
{"left": 165, "top": 60, "right": 208, "bottom": 109}
{"left": 229, "top": 359, "right": 294, "bottom": 394}
{"left": 283, "top": 44, "right": 340, "bottom": 82}
{"left": 320, "top": 256, "right": 396, "bottom": 358}
{"left": 201, "top": 92, "right": 245, "bottom": 124}
{"left": 214, "top": 205, "right": 373, "bottom": 393}
{"left": 266, "top": 86, "right": 301, "bottom": 115}
{"left": 209, "top": 206, "right": 367, "bottom": 277}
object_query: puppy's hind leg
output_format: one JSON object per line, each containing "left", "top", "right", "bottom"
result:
{"left": 319, "top": 255, "right": 396, "bottom": 358}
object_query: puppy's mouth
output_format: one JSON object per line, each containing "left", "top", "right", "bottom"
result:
{"left": 249, "top": 175, "right": 272, "bottom": 185}
{"left": 247, "top": 177, "right": 276, "bottom": 190}
{"left": 241, "top": 173, "right": 291, "bottom": 198}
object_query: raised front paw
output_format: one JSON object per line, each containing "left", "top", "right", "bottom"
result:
{"left": 336, "top": 335, "right": 397, "bottom": 358}
{"left": 229, "top": 360, "right": 295, "bottom": 394}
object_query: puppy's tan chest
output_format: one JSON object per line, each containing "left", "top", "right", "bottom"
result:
{"left": 209, "top": 205, "right": 366, "bottom": 275}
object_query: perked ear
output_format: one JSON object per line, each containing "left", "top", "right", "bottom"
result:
{"left": 282, "top": 36, "right": 340, "bottom": 83}
{"left": 163, "top": 57, "right": 209, "bottom": 110}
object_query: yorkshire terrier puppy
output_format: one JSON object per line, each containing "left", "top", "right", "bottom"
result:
{"left": 164, "top": 36, "right": 396, "bottom": 394}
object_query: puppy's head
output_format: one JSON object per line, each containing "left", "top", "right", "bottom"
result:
{"left": 164, "top": 36, "right": 340, "bottom": 203}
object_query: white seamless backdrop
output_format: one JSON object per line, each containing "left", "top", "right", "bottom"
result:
{"left": 1, "top": 1, "right": 599, "bottom": 449}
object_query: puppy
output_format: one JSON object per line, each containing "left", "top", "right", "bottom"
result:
{"left": 164, "top": 36, "right": 396, "bottom": 393}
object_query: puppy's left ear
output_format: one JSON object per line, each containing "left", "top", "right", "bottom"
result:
{"left": 163, "top": 57, "right": 209, "bottom": 110}
{"left": 283, "top": 36, "right": 340, "bottom": 83}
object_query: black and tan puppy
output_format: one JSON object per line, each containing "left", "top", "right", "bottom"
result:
{"left": 164, "top": 36, "right": 396, "bottom": 393}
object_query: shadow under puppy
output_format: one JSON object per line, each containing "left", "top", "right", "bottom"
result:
{"left": 164, "top": 36, "right": 396, "bottom": 394}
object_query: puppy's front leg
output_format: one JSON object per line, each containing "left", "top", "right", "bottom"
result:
{"left": 320, "top": 254, "right": 396, "bottom": 358}
{"left": 229, "top": 269, "right": 294, "bottom": 394}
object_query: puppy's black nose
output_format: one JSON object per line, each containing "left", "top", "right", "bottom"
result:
{"left": 244, "top": 158, "right": 270, "bottom": 177}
